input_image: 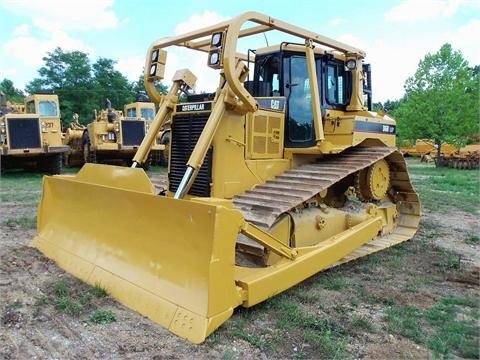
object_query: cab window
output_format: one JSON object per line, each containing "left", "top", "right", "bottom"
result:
{"left": 326, "top": 62, "right": 347, "bottom": 106}
{"left": 38, "top": 101, "right": 58, "bottom": 116}
{"left": 141, "top": 108, "right": 155, "bottom": 120}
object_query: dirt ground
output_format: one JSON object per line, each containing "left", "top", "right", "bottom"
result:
{"left": 0, "top": 175, "right": 479, "bottom": 359}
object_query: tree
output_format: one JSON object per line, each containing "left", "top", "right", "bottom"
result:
{"left": 372, "top": 99, "right": 401, "bottom": 115}
{"left": 395, "top": 44, "right": 479, "bottom": 163}
{"left": 92, "top": 58, "right": 134, "bottom": 111}
{"left": 26, "top": 47, "right": 95, "bottom": 126}
{"left": 0, "top": 79, "right": 25, "bottom": 103}
{"left": 131, "top": 74, "right": 168, "bottom": 103}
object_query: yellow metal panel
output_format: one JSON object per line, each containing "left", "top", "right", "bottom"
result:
{"left": 32, "top": 165, "right": 245, "bottom": 343}
{"left": 235, "top": 216, "right": 383, "bottom": 307}
{"left": 246, "top": 110, "right": 284, "bottom": 159}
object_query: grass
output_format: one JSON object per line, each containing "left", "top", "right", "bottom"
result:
{"left": 0, "top": 171, "right": 43, "bottom": 203}
{"left": 1, "top": 216, "right": 36, "bottom": 229}
{"left": 211, "top": 294, "right": 349, "bottom": 359}
{"left": 89, "top": 310, "right": 116, "bottom": 324}
{"left": 464, "top": 234, "right": 480, "bottom": 245}
{"left": 385, "top": 296, "right": 479, "bottom": 359}
{"left": 39, "top": 279, "right": 115, "bottom": 324}
{"left": 407, "top": 158, "right": 480, "bottom": 213}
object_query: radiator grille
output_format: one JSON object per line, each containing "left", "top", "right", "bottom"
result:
{"left": 121, "top": 120, "right": 145, "bottom": 146}
{"left": 169, "top": 113, "right": 212, "bottom": 197}
{"left": 7, "top": 118, "right": 41, "bottom": 149}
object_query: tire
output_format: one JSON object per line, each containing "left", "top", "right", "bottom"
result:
{"left": 39, "top": 153, "right": 62, "bottom": 174}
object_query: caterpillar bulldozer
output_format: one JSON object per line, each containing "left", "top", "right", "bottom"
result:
{"left": 124, "top": 100, "right": 170, "bottom": 166}
{"left": 33, "top": 12, "right": 420, "bottom": 344}
{"left": 124, "top": 100, "right": 156, "bottom": 120}
{"left": 63, "top": 101, "right": 160, "bottom": 167}
{"left": 62, "top": 113, "right": 88, "bottom": 167}
{"left": 84, "top": 99, "right": 153, "bottom": 167}
{"left": 1, "top": 92, "right": 69, "bottom": 173}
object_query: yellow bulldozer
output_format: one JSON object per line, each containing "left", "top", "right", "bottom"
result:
{"left": 82, "top": 99, "right": 155, "bottom": 167}
{"left": 33, "top": 12, "right": 420, "bottom": 344}
{"left": 1, "top": 92, "right": 69, "bottom": 173}
{"left": 63, "top": 101, "right": 162, "bottom": 167}
{"left": 62, "top": 113, "right": 88, "bottom": 167}
{"left": 124, "top": 100, "right": 170, "bottom": 166}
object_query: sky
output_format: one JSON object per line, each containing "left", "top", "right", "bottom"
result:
{"left": 0, "top": 0, "right": 479, "bottom": 103}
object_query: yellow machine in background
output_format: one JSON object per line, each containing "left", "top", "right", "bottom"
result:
{"left": 62, "top": 113, "right": 88, "bottom": 167}
{"left": 124, "top": 100, "right": 169, "bottom": 166}
{"left": 124, "top": 101, "right": 155, "bottom": 120}
{"left": 83, "top": 99, "right": 153, "bottom": 167}
{"left": 33, "top": 12, "right": 420, "bottom": 343}
{"left": 1, "top": 92, "right": 69, "bottom": 173}
{"left": 436, "top": 142, "right": 480, "bottom": 169}
{"left": 399, "top": 139, "right": 457, "bottom": 159}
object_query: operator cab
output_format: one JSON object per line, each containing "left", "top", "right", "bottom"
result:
{"left": 247, "top": 45, "right": 370, "bottom": 148}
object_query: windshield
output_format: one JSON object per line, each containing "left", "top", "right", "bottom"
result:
{"left": 38, "top": 101, "right": 58, "bottom": 117}
{"left": 141, "top": 108, "right": 155, "bottom": 120}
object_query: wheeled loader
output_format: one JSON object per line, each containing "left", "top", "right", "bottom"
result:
{"left": 32, "top": 12, "right": 420, "bottom": 344}
{"left": 124, "top": 100, "right": 170, "bottom": 166}
{"left": 84, "top": 99, "right": 152, "bottom": 166}
{"left": 1, "top": 92, "right": 69, "bottom": 173}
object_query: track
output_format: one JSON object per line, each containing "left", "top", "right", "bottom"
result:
{"left": 232, "top": 146, "right": 421, "bottom": 262}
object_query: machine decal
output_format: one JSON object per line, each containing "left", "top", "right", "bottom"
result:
{"left": 177, "top": 102, "right": 212, "bottom": 112}
{"left": 355, "top": 120, "right": 396, "bottom": 134}
{"left": 257, "top": 98, "right": 286, "bottom": 111}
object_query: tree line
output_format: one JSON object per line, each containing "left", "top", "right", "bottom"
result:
{"left": 1, "top": 47, "right": 167, "bottom": 127}
{"left": 1, "top": 43, "right": 479, "bottom": 151}
{"left": 375, "top": 44, "right": 479, "bottom": 153}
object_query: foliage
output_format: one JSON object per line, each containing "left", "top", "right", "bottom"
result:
{"left": 25, "top": 47, "right": 97, "bottom": 126}
{"left": 373, "top": 99, "right": 402, "bottom": 115}
{"left": 131, "top": 74, "right": 168, "bottom": 100}
{"left": 0, "top": 78, "right": 25, "bottom": 103}
{"left": 89, "top": 310, "right": 116, "bottom": 324}
{"left": 21, "top": 47, "right": 168, "bottom": 128}
{"left": 395, "top": 44, "right": 479, "bottom": 154}
{"left": 92, "top": 57, "right": 135, "bottom": 111}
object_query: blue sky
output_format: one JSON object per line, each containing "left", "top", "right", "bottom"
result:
{"left": 1, "top": 0, "right": 478, "bottom": 103}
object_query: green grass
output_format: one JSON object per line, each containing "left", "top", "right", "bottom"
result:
{"left": 464, "top": 234, "right": 480, "bottom": 245}
{"left": 349, "top": 314, "right": 375, "bottom": 333}
{"left": 385, "top": 297, "right": 479, "bottom": 359}
{"left": 0, "top": 172, "right": 43, "bottom": 203}
{"left": 319, "top": 276, "right": 352, "bottom": 291}
{"left": 385, "top": 305, "right": 423, "bottom": 341}
{"left": 1, "top": 216, "right": 36, "bottom": 229}
{"left": 89, "top": 310, "right": 116, "bottom": 324}
{"left": 40, "top": 279, "right": 115, "bottom": 324}
{"left": 408, "top": 159, "right": 480, "bottom": 213}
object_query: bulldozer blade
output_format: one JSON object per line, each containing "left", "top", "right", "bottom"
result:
{"left": 32, "top": 164, "right": 245, "bottom": 344}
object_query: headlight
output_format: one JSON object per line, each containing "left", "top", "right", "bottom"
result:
{"left": 149, "top": 64, "right": 157, "bottom": 76}
{"left": 346, "top": 59, "right": 357, "bottom": 70}
{"left": 208, "top": 52, "right": 220, "bottom": 67}
{"left": 151, "top": 49, "right": 159, "bottom": 63}
{"left": 211, "top": 32, "right": 223, "bottom": 47}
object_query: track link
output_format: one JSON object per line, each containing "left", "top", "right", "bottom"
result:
{"left": 234, "top": 147, "right": 396, "bottom": 228}
{"left": 233, "top": 146, "right": 421, "bottom": 262}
